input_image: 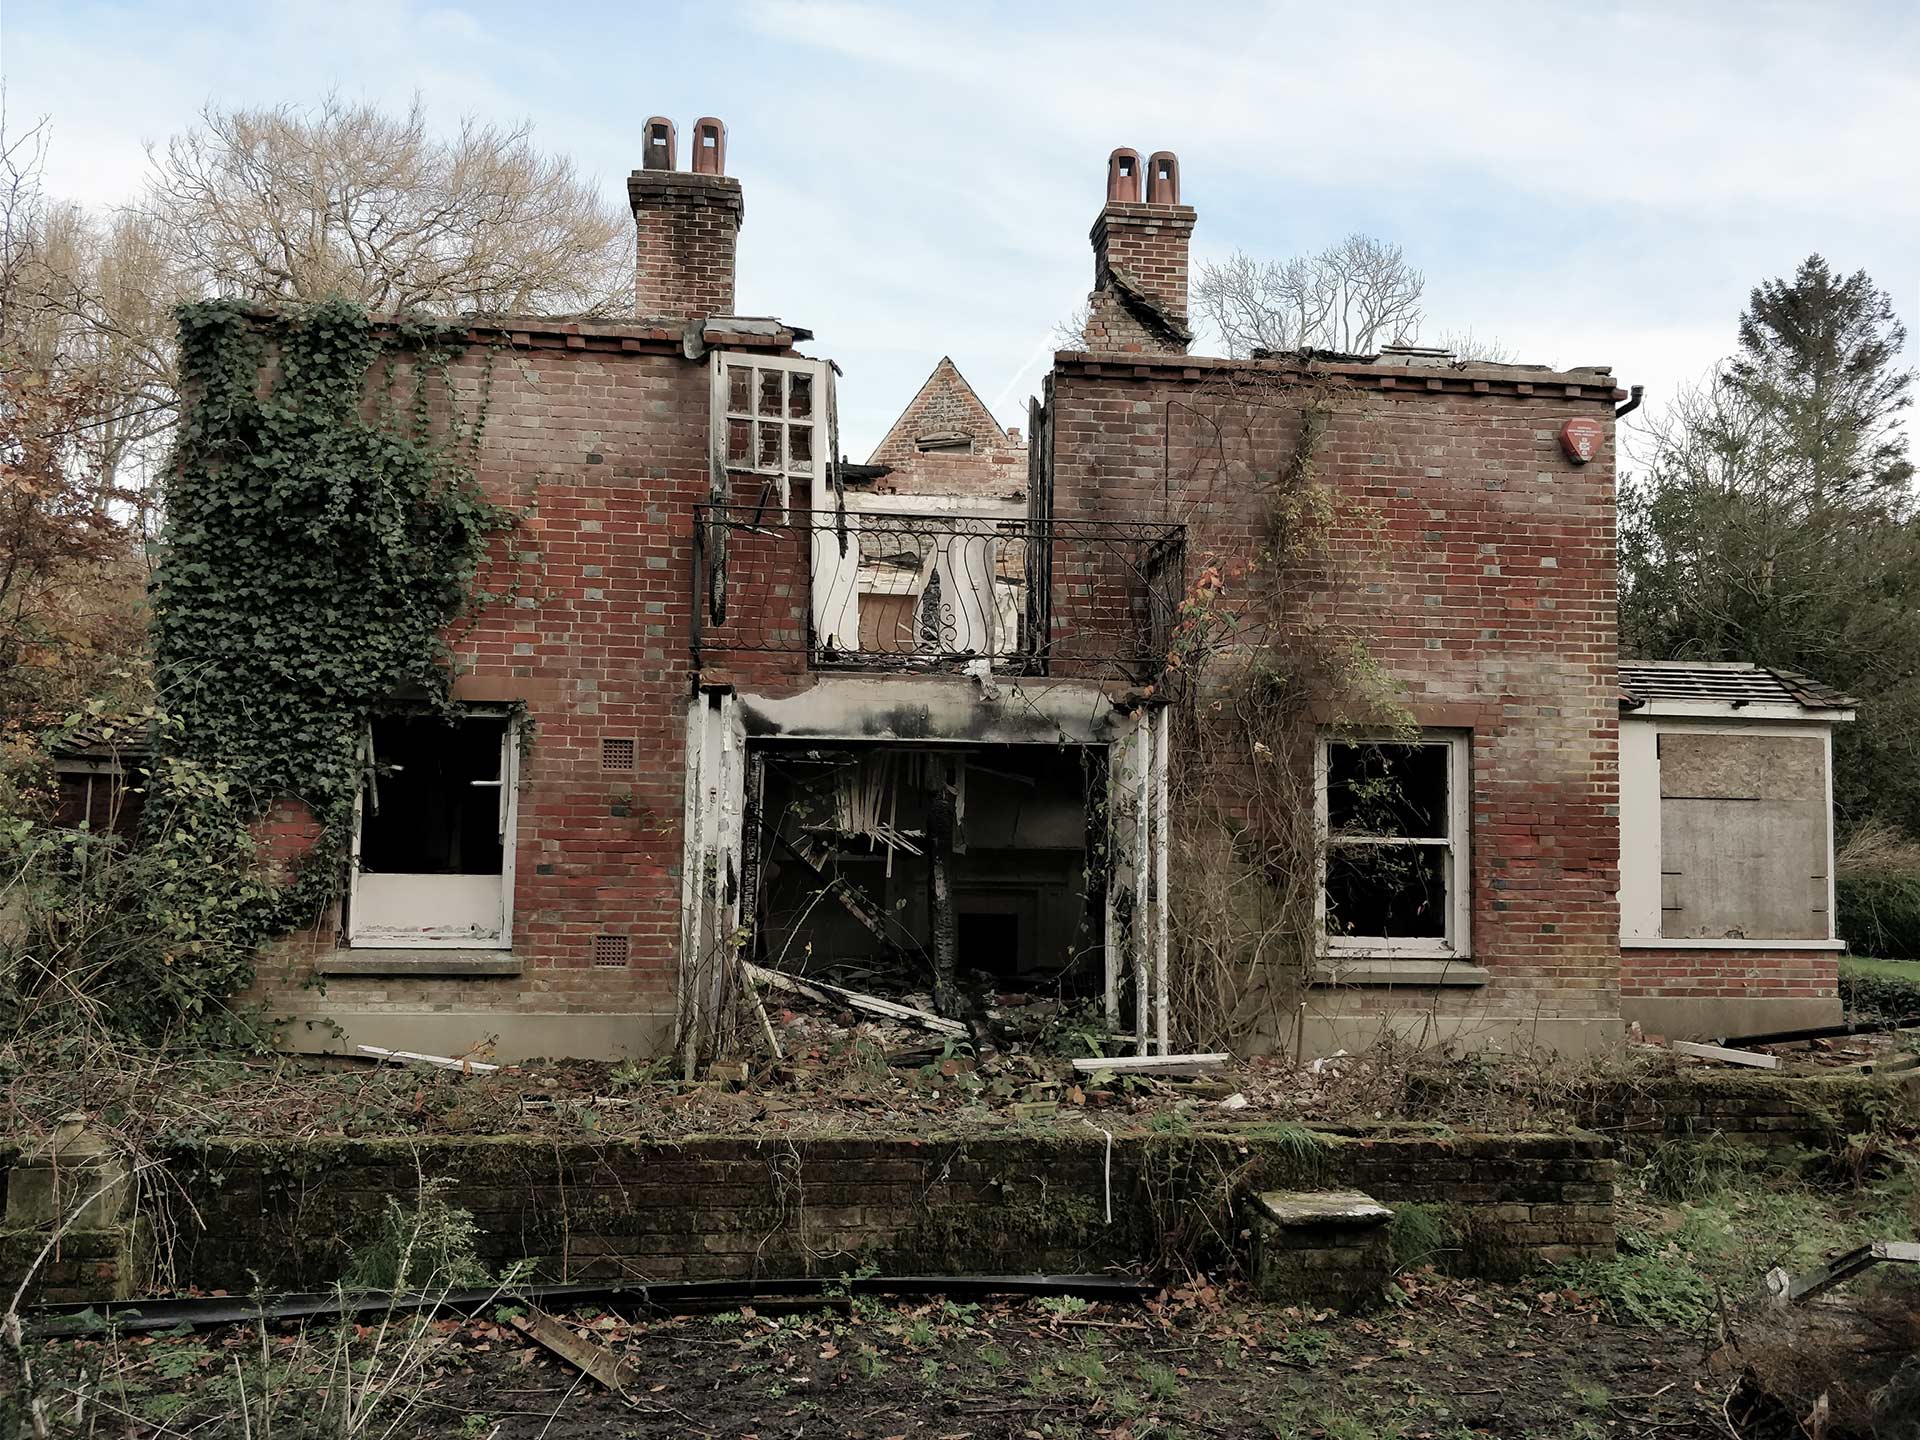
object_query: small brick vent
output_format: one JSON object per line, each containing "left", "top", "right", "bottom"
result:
{"left": 593, "top": 934, "right": 631, "bottom": 969}
{"left": 601, "top": 737, "right": 636, "bottom": 772}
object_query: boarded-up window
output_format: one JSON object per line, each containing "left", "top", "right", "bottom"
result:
{"left": 1658, "top": 733, "right": 1828, "bottom": 941}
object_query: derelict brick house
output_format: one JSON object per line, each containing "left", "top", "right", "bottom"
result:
{"left": 205, "top": 120, "right": 1850, "bottom": 1061}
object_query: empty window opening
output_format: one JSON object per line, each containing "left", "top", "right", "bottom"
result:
{"left": 360, "top": 715, "right": 506, "bottom": 874}
{"left": 1320, "top": 733, "right": 1469, "bottom": 954}
{"left": 350, "top": 710, "right": 517, "bottom": 950}
{"left": 714, "top": 353, "right": 824, "bottom": 517}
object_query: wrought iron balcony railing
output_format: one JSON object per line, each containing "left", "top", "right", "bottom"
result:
{"left": 691, "top": 504, "right": 1186, "bottom": 681}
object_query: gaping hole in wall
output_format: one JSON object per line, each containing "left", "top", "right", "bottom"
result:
{"left": 747, "top": 742, "right": 1099, "bottom": 1009}
{"left": 360, "top": 714, "right": 508, "bottom": 875}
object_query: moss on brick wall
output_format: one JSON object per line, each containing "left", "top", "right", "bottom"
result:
{"left": 0, "top": 1127, "right": 1612, "bottom": 1300}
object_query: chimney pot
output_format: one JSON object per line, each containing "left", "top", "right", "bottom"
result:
{"left": 629, "top": 116, "right": 742, "bottom": 317}
{"left": 643, "top": 117, "right": 677, "bottom": 171}
{"left": 1146, "top": 151, "right": 1180, "bottom": 205}
{"left": 692, "top": 117, "right": 727, "bottom": 175}
{"left": 1086, "top": 149, "right": 1194, "bottom": 355}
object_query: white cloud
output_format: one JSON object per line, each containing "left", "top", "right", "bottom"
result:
{"left": 4, "top": 0, "right": 1912, "bottom": 456}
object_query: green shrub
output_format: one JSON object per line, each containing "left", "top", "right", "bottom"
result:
{"left": 1553, "top": 1229, "right": 1716, "bottom": 1329}
{"left": 1835, "top": 822, "right": 1920, "bottom": 962}
{"left": 1839, "top": 957, "right": 1920, "bottom": 1021}
{"left": 344, "top": 1179, "right": 490, "bottom": 1292}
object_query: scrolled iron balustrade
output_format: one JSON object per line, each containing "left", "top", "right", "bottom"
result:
{"left": 692, "top": 504, "right": 1185, "bottom": 681}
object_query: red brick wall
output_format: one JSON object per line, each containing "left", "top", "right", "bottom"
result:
{"left": 1086, "top": 202, "right": 1195, "bottom": 355}
{"left": 1048, "top": 355, "right": 1623, "bottom": 1027}
{"left": 1621, "top": 949, "right": 1840, "bottom": 1004}
{"left": 628, "top": 172, "right": 742, "bottom": 318}
{"left": 862, "top": 357, "right": 1027, "bottom": 501}
{"left": 251, "top": 333, "right": 724, "bottom": 1032}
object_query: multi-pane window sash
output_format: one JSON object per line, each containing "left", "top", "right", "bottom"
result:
{"left": 715, "top": 354, "right": 822, "bottom": 517}
{"left": 1317, "top": 733, "right": 1471, "bottom": 957}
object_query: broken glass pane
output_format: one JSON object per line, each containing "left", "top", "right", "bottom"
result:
{"left": 1326, "top": 843, "right": 1447, "bottom": 939}
{"left": 727, "top": 365, "right": 751, "bottom": 414}
{"left": 789, "top": 371, "right": 813, "bottom": 419}
{"left": 790, "top": 422, "right": 813, "bottom": 473}
{"left": 758, "top": 368, "right": 782, "bottom": 418}
{"left": 757, "top": 420, "right": 781, "bottom": 470}
{"left": 727, "top": 418, "right": 752, "bottom": 468}
{"left": 1327, "top": 742, "right": 1449, "bottom": 839}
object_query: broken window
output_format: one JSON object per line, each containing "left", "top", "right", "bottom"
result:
{"left": 1320, "top": 733, "right": 1469, "bottom": 954}
{"left": 349, "top": 710, "right": 518, "bottom": 949}
{"left": 713, "top": 352, "right": 826, "bottom": 516}
{"left": 1657, "top": 731, "right": 1830, "bottom": 941}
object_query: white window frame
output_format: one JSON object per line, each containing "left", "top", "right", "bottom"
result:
{"left": 347, "top": 709, "right": 520, "bottom": 950}
{"left": 711, "top": 352, "right": 828, "bottom": 519}
{"left": 1618, "top": 716, "right": 1844, "bottom": 950}
{"left": 1316, "top": 730, "right": 1471, "bottom": 959}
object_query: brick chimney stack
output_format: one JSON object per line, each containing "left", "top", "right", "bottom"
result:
{"left": 627, "top": 116, "right": 742, "bottom": 319}
{"left": 1084, "top": 148, "right": 1195, "bottom": 355}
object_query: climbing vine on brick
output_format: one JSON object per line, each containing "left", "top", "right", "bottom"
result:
{"left": 132, "top": 298, "right": 514, "bottom": 1026}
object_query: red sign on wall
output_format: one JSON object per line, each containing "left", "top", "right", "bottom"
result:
{"left": 1559, "top": 417, "right": 1605, "bottom": 465}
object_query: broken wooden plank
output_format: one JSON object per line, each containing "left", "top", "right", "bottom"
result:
{"left": 1071, "top": 1053, "right": 1230, "bottom": 1077}
{"left": 511, "top": 1307, "right": 639, "bottom": 1392}
{"left": 357, "top": 1045, "right": 499, "bottom": 1074}
{"left": 742, "top": 961, "right": 966, "bottom": 1037}
{"left": 1765, "top": 1239, "right": 1920, "bottom": 1306}
{"left": 1669, "top": 1040, "right": 1778, "bottom": 1069}
{"left": 778, "top": 833, "right": 926, "bottom": 964}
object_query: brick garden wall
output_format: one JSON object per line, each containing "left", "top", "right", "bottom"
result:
{"left": 2, "top": 1128, "right": 1610, "bottom": 1300}
{"left": 1572, "top": 1070, "right": 1916, "bottom": 1161}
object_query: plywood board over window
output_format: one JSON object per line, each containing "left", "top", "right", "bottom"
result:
{"left": 1658, "top": 732, "right": 1829, "bottom": 941}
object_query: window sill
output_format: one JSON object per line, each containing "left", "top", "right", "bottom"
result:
{"left": 1620, "top": 937, "right": 1846, "bottom": 952}
{"left": 1312, "top": 958, "right": 1491, "bottom": 988}
{"left": 316, "top": 951, "right": 523, "bottom": 978}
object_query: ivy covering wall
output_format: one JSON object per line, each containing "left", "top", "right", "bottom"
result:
{"left": 95, "top": 299, "right": 509, "bottom": 1037}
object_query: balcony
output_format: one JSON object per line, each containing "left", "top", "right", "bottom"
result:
{"left": 691, "top": 504, "right": 1186, "bottom": 681}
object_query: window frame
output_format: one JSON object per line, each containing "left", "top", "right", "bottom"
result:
{"left": 347, "top": 707, "right": 521, "bottom": 951}
{"left": 1618, "top": 716, "right": 1843, "bottom": 950}
{"left": 711, "top": 351, "right": 828, "bottom": 518}
{"left": 1315, "top": 730, "right": 1472, "bottom": 959}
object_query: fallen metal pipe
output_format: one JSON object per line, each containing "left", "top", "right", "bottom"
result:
{"left": 25, "top": 1273, "right": 1150, "bottom": 1338}
{"left": 1717, "top": 1016, "right": 1920, "bottom": 1048}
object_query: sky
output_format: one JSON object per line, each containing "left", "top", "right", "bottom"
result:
{"left": 4, "top": 0, "right": 1917, "bottom": 460}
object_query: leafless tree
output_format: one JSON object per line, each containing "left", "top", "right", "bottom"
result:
{"left": 1195, "top": 235, "right": 1424, "bottom": 357}
{"left": 139, "top": 94, "right": 632, "bottom": 316}
{"left": 1193, "top": 236, "right": 1511, "bottom": 363}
